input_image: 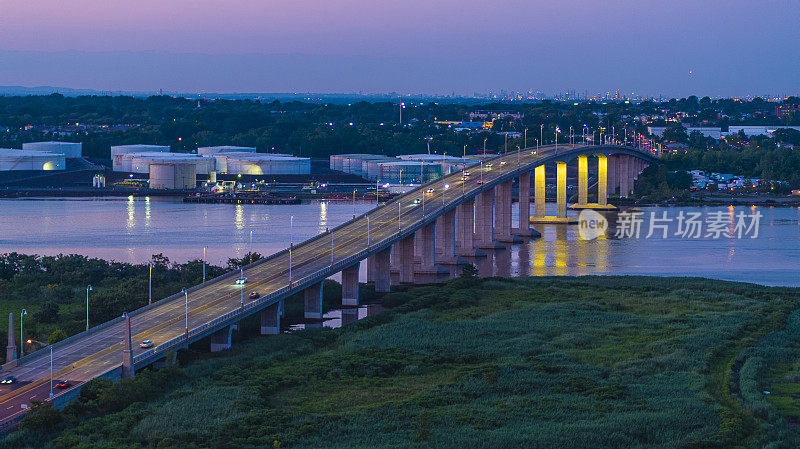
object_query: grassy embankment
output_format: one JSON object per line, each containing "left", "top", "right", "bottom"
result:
{"left": 5, "top": 275, "right": 800, "bottom": 449}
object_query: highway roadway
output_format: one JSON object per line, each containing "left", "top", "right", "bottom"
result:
{"left": 0, "top": 143, "right": 646, "bottom": 424}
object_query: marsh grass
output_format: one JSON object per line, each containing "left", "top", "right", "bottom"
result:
{"left": 6, "top": 276, "right": 800, "bottom": 449}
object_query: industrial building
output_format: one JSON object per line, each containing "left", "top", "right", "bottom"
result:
{"left": 111, "top": 145, "right": 170, "bottom": 171}
{"left": 0, "top": 148, "right": 65, "bottom": 171}
{"left": 149, "top": 163, "right": 197, "bottom": 189}
{"left": 647, "top": 126, "right": 722, "bottom": 139}
{"left": 726, "top": 125, "right": 800, "bottom": 137}
{"left": 22, "top": 141, "right": 82, "bottom": 158}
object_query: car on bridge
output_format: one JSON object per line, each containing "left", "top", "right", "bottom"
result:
{"left": 413, "top": 198, "right": 421, "bottom": 204}
{"left": 1, "top": 376, "right": 16, "bottom": 384}
{"left": 235, "top": 277, "right": 247, "bottom": 284}
{"left": 249, "top": 291, "right": 260, "bottom": 299}
{"left": 426, "top": 188, "right": 435, "bottom": 193}
{"left": 139, "top": 340, "right": 154, "bottom": 349}
{"left": 55, "top": 381, "right": 70, "bottom": 389}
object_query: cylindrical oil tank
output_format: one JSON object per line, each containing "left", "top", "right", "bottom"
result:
{"left": 22, "top": 141, "right": 82, "bottom": 158}
{"left": 0, "top": 149, "right": 66, "bottom": 171}
{"left": 225, "top": 155, "right": 310, "bottom": 175}
{"left": 197, "top": 146, "right": 256, "bottom": 157}
{"left": 111, "top": 145, "right": 170, "bottom": 170}
{"left": 149, "top": 163, "right": 197, "bottom": 189}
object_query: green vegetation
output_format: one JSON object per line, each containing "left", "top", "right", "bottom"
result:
{"left": 4, "top": 275, "right": 800, "bottom": 448}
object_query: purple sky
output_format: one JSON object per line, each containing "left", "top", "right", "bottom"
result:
{"left": 0, "top": 0, "right": 797, "bottom": 97}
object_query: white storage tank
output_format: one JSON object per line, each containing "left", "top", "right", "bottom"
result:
{"left": 149, "top": 163, "right": 197, "bottom": 189}
{"left": 111, "top": 145, "right": 170, "bottom": 170}
{"left": 0, "top": 149, "right": 66, "bottom": 171}
{"left": 225, "top": 155, "right": 311, "bottom": 175}
{"left": 22, "top": 141, "right": 82, "bottom": 158}
{"left": 362, "top": 157, "right": 396, "bottom": 180}
{"left": 197, "top": 146, "right": 257, "bottom": 156}
{"left": 378, "top": 161, "right": 442, "bottom": 183}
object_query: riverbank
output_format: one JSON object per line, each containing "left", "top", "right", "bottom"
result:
{"left": 8, "top": 276, "right": 800, "bottom": 448}
{"left": 615, "top": 193, "right": 800, "bottom": 208}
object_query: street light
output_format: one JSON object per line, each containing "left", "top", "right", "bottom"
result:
{"left": 19, "top": 309, "right": 26, "bottom": 357}
{"left": 148, "top": 263, "right": 152, "bottom": 305}
{"left": 289, "top": 216, "right": 293, "bottom": 285}
{"left": 352, "top": 190, "right": 356, "bottom": 219}
{"left": 85, "top": 285, "right": 92, "bottom": 331}
{"left": 182, "top": 288, "right": 188, "bottom": 338}
{"left": 202, "top": 246, "right": 207, "bottom": 283}
{"left": 524, "top": 128, "right": 528, "bottom": 148}
{"left": 540, "top": 124, "right": 544, "bottom": 146}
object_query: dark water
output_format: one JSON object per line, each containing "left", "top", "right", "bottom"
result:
{"left": 0, "top": 196, "right": 798, "bottom": 287}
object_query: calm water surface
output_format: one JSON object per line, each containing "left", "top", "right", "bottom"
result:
{"left": 0, "top": 196, "right": 798, "bottom": 286}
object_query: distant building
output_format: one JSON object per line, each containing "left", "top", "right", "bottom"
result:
{"left": 776, "top": 104, "right": 800, "bottom": 118}
{"left": 726, "top": 125, "right": 800, "bottom": 138}
{"left": 647, "top": 126, "right": 722, "bottom": 139}
{"left": 23, "top": 141, "right": 82, "bottom": 158}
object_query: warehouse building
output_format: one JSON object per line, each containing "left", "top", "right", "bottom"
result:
{"left": 22, "top": 141, "right": 83, "bottom": 158}
{"left": 0, "top": 148, "right": 65, "bottom": 171}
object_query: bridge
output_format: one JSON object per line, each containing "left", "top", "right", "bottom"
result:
{"left": 0, "top": 143, "right": 657, "bottom": 428}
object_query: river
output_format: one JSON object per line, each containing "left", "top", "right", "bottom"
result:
{"left": 0, "top": 196, "right": 798, "bottom": 287}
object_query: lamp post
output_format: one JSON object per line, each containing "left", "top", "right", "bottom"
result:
{"left": 19, "top": 309, "right": 26, "bottom": 357}
{"left": 352, "top": 190, "right": 356, "bottom": 218}
{"left": 555, "top": 126, "right": 560, "bottom": 151}
{"left": 148, "top": 263, "right": 152, "bottom": 304}
{"left": 517, "top": 145, "right": 521, "bottom": 166}
{"left": 182, "top": 288, "right": 188, "bottom": 338}
{"left": 570, "top": 126, "right": 574, "bottom": 147}
{"left": 583, "top": 124, "right": 588, "bottom": 144}
{"left": 289, "top": 215, "right": 293, "bottom": 284}
{"left": 483, "top": 138, "right": 487, "bottom": 158}
{"left": 202, "top": 246, "right": 207, "bottom": 283}
{"left": 524, "top": 128, "right": 528, "bottom": 148}
{"left": 504, "top": 133, "right": 508, "bottom": 153}
{"left": 240, "top": 268, "right": 244, "bottom": 310}
{"left": 367, "top": 216, "right": 370, "bottom": 248}
{"left": 540, "top": 124, "right": 543, "bottom": 146}
{"left": 49, "top": 346, "right": 53, "bottom": 397}
{"left": 85, "top": 285, "right": 92, "bottom": 331}
{"left": 397, "top": 201, "right": 401, "bottom": 232}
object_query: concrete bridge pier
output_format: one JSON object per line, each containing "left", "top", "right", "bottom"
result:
{"left": 474, "top": 189, "right": 504, "bottom": 248}
{"left": 454, "top": 198, "right": 484, "bottom": 257}
{"left": 434, "top": 209, "right": 458, "bottom": 264}
{"left": 569, "top": 154, "right": 616, "bottom": 211}
{"left": 210, "top": 324, "right": 234, "bottom": 352}
{"left": 391, "top": 234, "right": 415, "bottom": 284}
{"left": 493, "top": 181, "right": 517, "bottom": 243}
{"left": 532, "top": 162, "right": 577, "bottom": 224}
{"left": 304, "top": 281, "right": 324, "bottom": 319}
{"left": 513, "top": 171, "right": 538, "bottom": 238}
{"left": 533, "top": 165, "right": 545, "bottom": 219}
{"left": 341, "top": 264, "right": 360, "bottom": 306}
{"left": 414, "top": 221, "right": 446, "bottom": 283}
{"left": 122, "top": 313, "right": 134, "bottom": 378}
{"left": 608, "top": 155, "right": 618, "bottom": 195}
{"left": 619, "top": 155, "right": 631, "bottom": 197}
{"left": 260, "top": 302, "right": 281, "bottom": 335}
{"left": 367, "top": 247, "right": 391, "bottom": 293}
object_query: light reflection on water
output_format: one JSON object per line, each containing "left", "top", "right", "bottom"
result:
{"left": 0, "top": 197, "right": 798, "bottom": 286}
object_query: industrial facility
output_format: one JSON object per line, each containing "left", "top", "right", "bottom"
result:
{"left": 330, "top": 153, "right": 476, "bottom": 182}
{"left": 0, "top": 148, "right": 66, "bottom": 171}
{"left": 204, "top": 151, "right": 310, "bottom": 175}
{"left": 111, "top": 145, "right": 170, "bottom": 171}
{"left": 149, "top": 163, "right": 197, "bottom": 190}
{"left": 22, "top": 141, "right": 83, "bottom": 158}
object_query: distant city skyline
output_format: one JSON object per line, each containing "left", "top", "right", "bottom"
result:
{"left": 0, "top": 0, "right": 797, "bottom": 97}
